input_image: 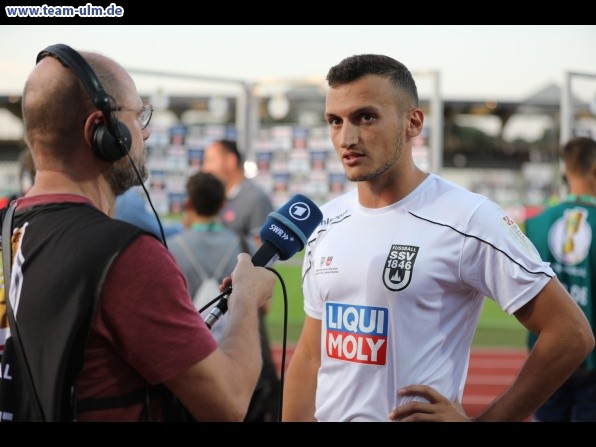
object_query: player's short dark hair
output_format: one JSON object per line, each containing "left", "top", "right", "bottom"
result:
{"left": 326, "top": 54, "right": 419, "bottom": 109}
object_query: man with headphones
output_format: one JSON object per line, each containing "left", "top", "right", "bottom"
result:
{"left": 0, "top": 44, "right": 276, "bottom": 422}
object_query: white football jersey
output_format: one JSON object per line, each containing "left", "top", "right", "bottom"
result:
{"left": 302, "top": 173, "right": 554, "bottom": 421}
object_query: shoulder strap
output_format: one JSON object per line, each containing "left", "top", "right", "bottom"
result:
{"left": 213, "top": 238, "right": 238, "bottom": 279}
{"left": 2, "top": 201, "right": 46, "bottom": 421}
{"left": 172, "top": 238, "right": 208, "bottom": 281}
{"left": 174, "top": 237, "right": 237, "bottom": 281}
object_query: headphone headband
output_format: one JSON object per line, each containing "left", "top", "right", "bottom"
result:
{"left": 35, "top": 43, "right": 132, "bottom": 162}
{"left": 37, "top": 44, "right": 112, "bottom": 115}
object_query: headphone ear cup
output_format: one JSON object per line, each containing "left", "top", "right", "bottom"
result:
{"left": 92, "top": 120, "right": 132, "bottom": 162}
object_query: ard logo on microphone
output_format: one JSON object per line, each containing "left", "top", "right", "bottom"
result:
{"left": 289, "top": 202, "right": 312, "bottom": 221}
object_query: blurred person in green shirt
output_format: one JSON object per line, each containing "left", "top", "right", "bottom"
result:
{"left": 525, "top": 136, "right": 596, "bottom": 422}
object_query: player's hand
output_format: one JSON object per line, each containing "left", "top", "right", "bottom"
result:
{"left": 388, "top": 385, "right": 471, "bottom": 422}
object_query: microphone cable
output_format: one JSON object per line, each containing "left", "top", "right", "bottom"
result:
{"left": 126, "top": 151, "right": 167, "bottom": 248}
{"left": 108, "top": 101, "right": 168, "bottom": 249}
{"left": 268, "top": 266, "right": 289, "bottom": 423}
{"left": 198, "top": 266, "right": 289, "bottom": 423}
{"left": 134, "top": 163, "right": 168, "bottom": 249}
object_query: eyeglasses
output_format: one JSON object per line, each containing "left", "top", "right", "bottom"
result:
{"left": 114, "top": 104, "right": 154, "bottom": 129}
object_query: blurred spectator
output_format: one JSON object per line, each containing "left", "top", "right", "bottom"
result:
{"left": 201, "top": 139, "right": 280, "bottom": 422}
{"left": 525, "top": 136, "right": 596, "bottom": 422}
{"left": 167, "top": 171, "right": 243, "bottom": 342}
{"left": 168, "top": 171, "right": 281, "bottom": 422}
{"left": 202, "top": 139, "right": 274, "bottom": 254}
{"left": 0, "top": 146, "right": 36, "bottom": 208}
{"left": 114, "top": 185, "right": 182, "bottom": 240}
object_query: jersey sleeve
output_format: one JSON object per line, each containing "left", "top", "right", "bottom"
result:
{"left": 460, "top": 199, "right": 555, "bottom": 315}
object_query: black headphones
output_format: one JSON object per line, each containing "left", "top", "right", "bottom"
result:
{"left": 36, "top": 43, "right": 132, "bottom": 162}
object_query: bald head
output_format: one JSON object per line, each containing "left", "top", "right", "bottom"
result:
{"left": 22, "top": 49, "right": 134, "bottom": 162}
{"left": 21, "top": 45, "right": 150, "bottom": 201}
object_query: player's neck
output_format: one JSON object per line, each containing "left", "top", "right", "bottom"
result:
{"left": 358, "top": 168, "right": 428, "bottom": 208}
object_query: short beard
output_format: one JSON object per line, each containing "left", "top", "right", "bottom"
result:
{"left": 108, "top": 155, "right": 148, "bottom": 196}
{"left": 348, "top": 141, "right": 403, "bottom": 182}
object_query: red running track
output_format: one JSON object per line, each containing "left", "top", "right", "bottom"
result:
{"left": 272, "top": 345, "right": 528, "bottom": 420}
{"left": 463, "top": 348, "right": 528, "bottom": 418}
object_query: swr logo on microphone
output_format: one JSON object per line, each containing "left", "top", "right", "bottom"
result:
{"left": 289, "top": 202, "right": 311, "bottom": 221}
{"left": 267, "top": 223, "right": 292, "bottom": 241}
{"left": 325, "top": 303, "right": 387, "bottom": 365}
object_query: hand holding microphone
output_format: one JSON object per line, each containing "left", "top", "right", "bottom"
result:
{"left": 205, "top": 194, "right": 323, "bottom": 328}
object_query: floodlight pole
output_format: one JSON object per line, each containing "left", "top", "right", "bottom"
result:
{"left": 429, "top": 70, "right": 443, "bottom": 174}
{"left": 413, "top": 69, "right": 443, "bottom": 174}
{"left": 559, "top": 70, "right": 596, "bottom": 196}
{"left": 560, "top": 70, "right": 595, "bottom": 145}
{"left": 127, "top": 68, "right": 254, "bottom": 157}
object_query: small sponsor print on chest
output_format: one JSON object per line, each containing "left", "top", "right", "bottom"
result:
{"left": 383, "top": 245, "right": 419, "bottom": 291}
{"left": 315, "top": 255, "right": 338, "bottom": 275}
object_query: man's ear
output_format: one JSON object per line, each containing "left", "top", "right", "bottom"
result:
{"left": 406, "top": 108, "right": 424, "bottom": 140}
{"left": 83, "top": 111, "right": 105, "bottom": 147}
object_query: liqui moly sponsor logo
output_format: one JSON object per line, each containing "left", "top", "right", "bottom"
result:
{"left": 325, "top": 303, "right": 388, "bottom": 365}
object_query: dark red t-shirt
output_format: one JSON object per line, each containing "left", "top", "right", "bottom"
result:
{"left": 18, "top": 194, "right": 218, "bottom": 421}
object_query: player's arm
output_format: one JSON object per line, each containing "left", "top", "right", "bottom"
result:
{"left": 164, "top": 253, "right": 276, "bottom": 421}
{"left": 282, "top": 315, "right": 321, "bottom": 421}
{"left": 390, "top": 277, "right": 594, "bottom": 422}
{"left": 476, "top": 277, "right": 594, "bottom": 421}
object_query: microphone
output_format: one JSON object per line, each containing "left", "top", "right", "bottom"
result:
{"left": 204, "top": 194, "right": 323, "bottom": 328}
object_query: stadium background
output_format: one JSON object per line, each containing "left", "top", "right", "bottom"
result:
{"left": 1, "top": 66, "right": 595, "bottom": 419}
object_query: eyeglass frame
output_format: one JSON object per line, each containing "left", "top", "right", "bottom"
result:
{"left": 113, "top": 104, "right": 154, "bottom": 129}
